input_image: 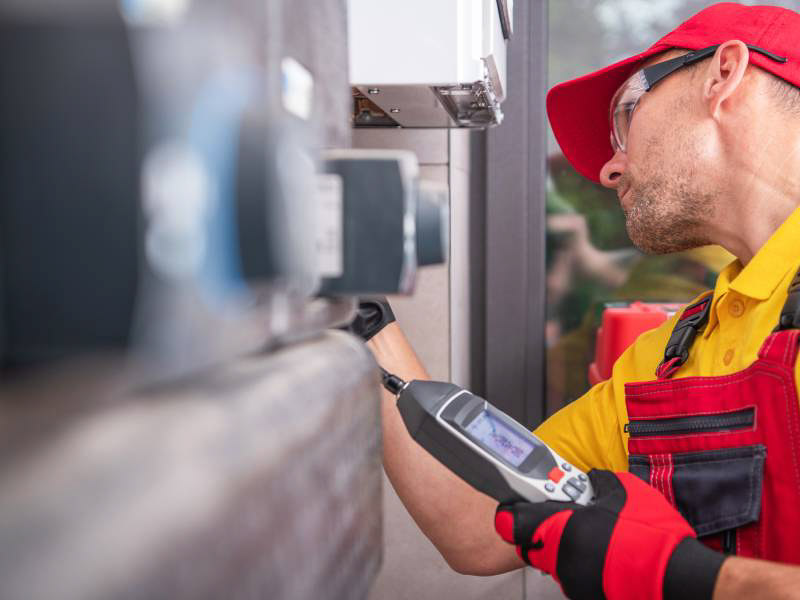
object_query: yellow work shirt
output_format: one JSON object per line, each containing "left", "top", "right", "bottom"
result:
{"left": 535, "top": 205, "right": 800, "bottom": 473}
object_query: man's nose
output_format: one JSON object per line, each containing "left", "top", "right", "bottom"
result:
{"left": 599, "top": 150, "right": 627, "bottom": 188}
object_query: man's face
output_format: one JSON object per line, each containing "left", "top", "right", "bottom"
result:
{"left": 604, "top": 51, "right": 719, "bottom": 254}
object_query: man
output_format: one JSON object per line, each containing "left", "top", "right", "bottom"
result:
{"left": 365, "top": 3, "right": 800, "bottom": 600}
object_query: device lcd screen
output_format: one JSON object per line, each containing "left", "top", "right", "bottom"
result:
{"left": 464, "top": 410, "right": 535, "bottom": 467}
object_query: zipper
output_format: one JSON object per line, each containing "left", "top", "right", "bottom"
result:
{"left": 625, "top": 408, "right": 754, "bottom": 437}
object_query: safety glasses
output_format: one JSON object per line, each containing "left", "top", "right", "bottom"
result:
{"left": 609, "top": 44, "right": 788, "bottom": 154}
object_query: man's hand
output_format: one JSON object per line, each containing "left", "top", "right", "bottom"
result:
{"left": 494, "top": 470, "right": 726, "bottom": 600}
{"left": 344, "top": 297, "right": 395, "bottom": 341}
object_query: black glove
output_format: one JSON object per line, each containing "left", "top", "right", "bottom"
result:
{"left": 494, "top": 470, "right": 726, "bottom": 600}
{"left": 345, "top": 297, "right": 396, "bottom": 341}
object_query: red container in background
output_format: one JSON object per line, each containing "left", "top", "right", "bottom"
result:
{"left": 588, "top": 302, "right": 683, "bottom": 386}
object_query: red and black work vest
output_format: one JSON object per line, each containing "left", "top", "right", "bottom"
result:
{"left": 624, "top": 267, "right": 800, "bottom": 563}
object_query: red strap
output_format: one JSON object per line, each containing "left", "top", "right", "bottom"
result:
{"left": 680, "top": 300, "right": 709, "bottom": 320}
{"left": 757, "top": 329, "right": 800, "bottom": 367}
{"left": 656, "top": 357, "right": 682, "bottom": 380}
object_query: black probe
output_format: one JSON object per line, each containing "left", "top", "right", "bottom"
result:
{"left": 378, "top": 366, "right": 406, "bottom": 395}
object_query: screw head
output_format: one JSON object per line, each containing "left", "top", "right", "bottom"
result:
{"left": 389, "top": 108, "right": 400, "bottom": 114}
{"left": 368, "top": 88, "right": 380, "bottom": 94}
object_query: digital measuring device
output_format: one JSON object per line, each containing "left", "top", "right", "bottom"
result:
{"left": 381, "top": 370, "right": 593, "bottom": 505}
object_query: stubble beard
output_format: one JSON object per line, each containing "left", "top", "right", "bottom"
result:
{"left": 622, "top": 160, "right": 716, "bottom": 255}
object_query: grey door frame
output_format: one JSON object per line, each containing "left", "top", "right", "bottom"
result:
{"left": 481, "top": 0, "right": 549, "bottom": 429}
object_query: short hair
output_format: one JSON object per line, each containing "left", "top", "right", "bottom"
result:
{"left": 679, "top": 50, "right": 800, "bottom": 115}
{"left": 767, "top": 74, "right": 800, "bottom": 115}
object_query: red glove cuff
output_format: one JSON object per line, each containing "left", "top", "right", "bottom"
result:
{"left": 495, "top": 507, "right": 573, "bottom": 580}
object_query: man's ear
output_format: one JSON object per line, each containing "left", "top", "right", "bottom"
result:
{"left": 702, "top": 40, "right": 750, "bottom": 120}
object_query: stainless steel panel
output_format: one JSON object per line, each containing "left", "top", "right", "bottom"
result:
{"left": 448, "top": 130, "right": 472, "bottom": 389}
{"left": 0, "top": 332, "right": 382, "bottom": 600}
{"left": 352, "top": 129, "right": 449, "bottom": 165}
{"left": 449, "top": 128, "right": 472, "bottom": 172}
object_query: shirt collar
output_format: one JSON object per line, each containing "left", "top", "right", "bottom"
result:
{"left": 702, "top": 204, "right": 800, "bottom": 337}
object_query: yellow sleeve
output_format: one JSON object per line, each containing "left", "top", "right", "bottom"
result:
{"left": 533, "top": 303, "right": 690, "bottom": 475}
{"left": 533, "top": 378, "right": 628, "bottom": 473}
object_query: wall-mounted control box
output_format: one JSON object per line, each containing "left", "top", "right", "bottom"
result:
{"left": 348, "top": 0, "right": 510, "bottom": 128}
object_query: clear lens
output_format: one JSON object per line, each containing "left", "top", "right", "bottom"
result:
{"left": 609, "top": 70, "right": 648, "bottom": 153}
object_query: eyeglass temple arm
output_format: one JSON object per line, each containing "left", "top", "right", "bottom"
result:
{"left": 642, "top": 44, "right": 788, "bottom": 90}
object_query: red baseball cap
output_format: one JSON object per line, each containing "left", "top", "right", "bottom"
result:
{"left": 547, "top": 2, "right": 800, "bottom": 183}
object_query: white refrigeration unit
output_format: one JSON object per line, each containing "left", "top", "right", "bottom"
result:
{"left": 348, "top": 0, "right": 511, "bottom": 128}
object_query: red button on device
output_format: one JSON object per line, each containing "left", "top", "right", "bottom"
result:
{"left": 548, "top": 467, "right": 565, "bottom": 483}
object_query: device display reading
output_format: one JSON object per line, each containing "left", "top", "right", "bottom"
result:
{"left": 464, "top": 410, "right": 534, "bottom": 467}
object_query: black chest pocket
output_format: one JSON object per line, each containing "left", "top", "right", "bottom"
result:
{"left": 629, "top": 445, "right": 766, "bottom": 537}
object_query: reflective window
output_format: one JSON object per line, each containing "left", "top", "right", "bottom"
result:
{"left": 545, "top": 0, "right": 800, "bottom": 415}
